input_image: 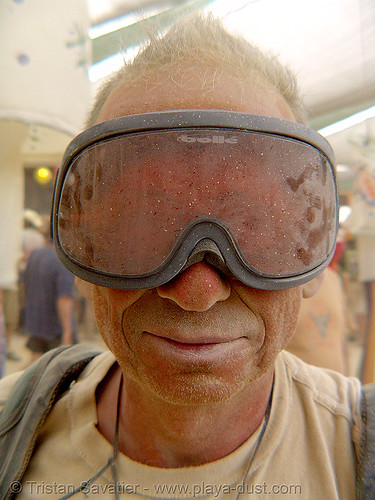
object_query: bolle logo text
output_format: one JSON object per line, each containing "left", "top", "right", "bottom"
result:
{"left": 177, "top": 134, "right": 238, "bottom": 144}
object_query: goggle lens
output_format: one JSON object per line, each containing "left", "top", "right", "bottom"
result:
{"left": 56, "top": 127, "right": 336, "bottom": 282}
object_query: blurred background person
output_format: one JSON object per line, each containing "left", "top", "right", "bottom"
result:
{"left": 22, "top": 231, "right": 77, "bottom": 365}
{"left": 286, "top": 240, "right": 350, "bottom": 375}
{"left": 1, "top": 210, "right": 46, "bottom": 367}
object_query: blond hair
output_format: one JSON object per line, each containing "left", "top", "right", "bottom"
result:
{"left": 87, "top": 14, "right": 306, "bottom": 126}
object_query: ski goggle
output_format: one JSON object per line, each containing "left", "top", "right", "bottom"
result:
{"left": 51, "top": 110, "right": 338, "bottom": 291}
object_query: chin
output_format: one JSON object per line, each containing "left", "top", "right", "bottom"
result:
{"left": 130, "top": 367, "right": 266, "bottom": 406}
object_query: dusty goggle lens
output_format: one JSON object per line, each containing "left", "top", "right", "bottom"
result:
{"left": 52, "top": 110, "right": 338, "bottom": 290}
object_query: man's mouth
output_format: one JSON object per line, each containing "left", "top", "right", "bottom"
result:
{"left": 160, "top": 336, "right": 226, "bottom": 350}
{"left": 141, "top": 332, "right": 248, "bottom": 364}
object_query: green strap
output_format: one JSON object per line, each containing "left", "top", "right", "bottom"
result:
{"left": 0, "top": 344, "right": 102, "bottom": 500}
{"left": 358, "top": 383, "right": 375, "bottom": 499}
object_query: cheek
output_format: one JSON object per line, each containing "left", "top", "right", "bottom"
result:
{"left": 272, "top": 291, "right": 301, "bottom": 348}
{"left": 235, "top": 284, "right": 302, "bottom": 363}
{"left": 262, "top": 289, "right": 302, "bottom": 360}
{"left": 92, "top": 286, "right": 143, "bottom": 354}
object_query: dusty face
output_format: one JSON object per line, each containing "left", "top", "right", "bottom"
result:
{"left": 89, "top": 70, "right": 303, "bottom": 405}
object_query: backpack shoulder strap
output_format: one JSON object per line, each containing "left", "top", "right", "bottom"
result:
{"left": 358, "top": 382, "right": 375, "bottom": 499}
{"left": 0, "top": 344, "right": 103, "bottom": 499}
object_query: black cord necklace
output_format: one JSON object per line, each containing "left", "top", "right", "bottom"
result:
{"left": 61, "top": 376, "right": 272, "bottom": 500}
{"left": 60, "top": 374, "right": 123, "bottom": 500}
{"left": 234, "top": 393, "right": 272, "bottom": 500}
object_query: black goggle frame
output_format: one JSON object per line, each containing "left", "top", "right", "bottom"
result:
{"left": 51, "top": 109, "right": 338, "bottom": 291}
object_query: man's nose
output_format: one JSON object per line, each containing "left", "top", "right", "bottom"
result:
{"left": 156, "top": 262, "right": 231, "bottom": 311}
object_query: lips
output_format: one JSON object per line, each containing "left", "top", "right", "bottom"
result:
{"left": 158, "top": 336, "right": 229, "bottom": 350}
{"left": 139, "top": 332, "right": 248, "bottom": 366}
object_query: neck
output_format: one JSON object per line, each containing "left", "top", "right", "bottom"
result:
{"left": 97, "top": 365, "right": 274, "bottom": 468}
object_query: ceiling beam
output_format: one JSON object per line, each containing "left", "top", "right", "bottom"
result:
{"left": 91, "top": 0, "right": 213, "bottom": 65}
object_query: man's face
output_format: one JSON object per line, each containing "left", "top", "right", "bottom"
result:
{"left": 85, "top": 70, "right": 304, "bottom": 405}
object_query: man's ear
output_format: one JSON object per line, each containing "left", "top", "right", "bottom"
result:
{"left": 75, "top": 277, "right": 94, "bottom": 301}
{"left": 302, "top": 272, "right": 325, "bottom": 299}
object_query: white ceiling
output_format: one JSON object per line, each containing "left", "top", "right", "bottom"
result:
{"left": 4, "top": 0, "right": 374, "bottom": 180}
{"left": 87, "top": 0, "right": 375, "bottom": 128}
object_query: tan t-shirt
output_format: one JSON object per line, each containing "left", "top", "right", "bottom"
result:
{"left": 0, "top": 350, "right": 362, "bottom": 499}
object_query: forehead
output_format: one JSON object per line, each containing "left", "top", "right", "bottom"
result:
{"left": 98, "top": 69, "right": 295, "bottom": 123}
